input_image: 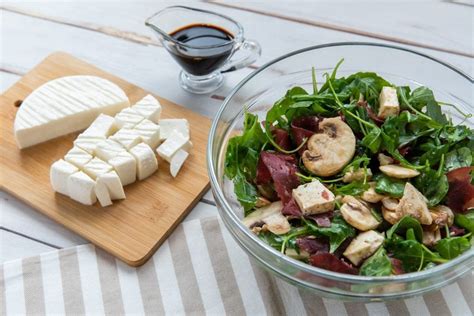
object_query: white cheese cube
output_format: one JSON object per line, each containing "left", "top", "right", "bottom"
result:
{"left": 108, "top": 151, "right": 137, "bottom": 186}
{"left": 98, "top": 171, "right": 125, "bottom": 200}
{"left": 74, "top": 133, "right": 106, "bottom": 154}
{"left": 94, "top": 139, "right": 126, "bottom": 161}
{"left": 83, "top": 157, "right": 113, "bottom": 180}
{"left": 50, "top": 159, "right": 78, "bottom": 196}
{"left": 95, "top": 180, "right": 112, "bottom": 207}
{"left": 343, "top": 230, "right": 384, "bottom": 266}
{"left": 64, "top": 146, "right": 93, "bottom": 169}
{"left": 292, "top": 180, "right": 335, "bottom": 215}
{"left": 132, "top": 94, "right": 162, "bottom": 123}
{"left": 67, "top": 171, "right": 97, "bottom": 205}
{"left": 378, "top": 86, "right": 400, "bottom": 119}
{"left": 133, "top": 119, "right": 161, "bottom": 149}
{"left": 156, "top": 130, "right": 193, "bottom": 163}
{"left": 114, "top": 107, "right": 144, "bottom": 129}
{"left": 129, "top": 143, "right": 158, "bottom": 180}
{"left": 110, "top": 128, "right": 142, "bottom": 149}
{"left": 82, "top": 113, "right": 117, "bottom": 137}
{"left": 159, "top": 119, "right": 190, "bottom": 140}
{"left": 170, "top": 149, "right": 189, "bottom": 178}
{"left": 94, "top": 171, "right": 126, "bottom": 207}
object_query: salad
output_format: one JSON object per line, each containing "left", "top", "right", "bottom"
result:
{"left": 224, "top": 60, "right": 474, "bottom": 276}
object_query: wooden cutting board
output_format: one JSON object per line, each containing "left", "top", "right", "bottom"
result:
{"left": 0, "top": 52, "right": 211, "bottom": 266}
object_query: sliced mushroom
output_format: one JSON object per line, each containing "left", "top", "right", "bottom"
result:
{"left": 302, "top": 117, "right": 356, "bottom": 177}
{"left": 396, "top": 183, "right": 433, "bottom": 225}
{"left": 379, "top": 165, "right": 420, "bottom": 179}
{"left": 342, "top": 167, "right": 373, "bottom": 183}
{"left": 382, "top": 197, "right": 399, "bottom": 211}
{"left": 243, "top": 201, "right": 290, "bottom": 235}
{"left": 361, "top": 182, "right": 384, "bottom": 203}
{"left": 381, "top": 197, "right": 402, "bottom": 224}
{"left": 255, "top": 196, "right": 271, "bottom": 208}
{"left": 340, "top": 196, "right": 380, "bottom": 231}
{"left": 285, "top": 248, "right": 310, "bottom": 260}
{"left": 430, "top": 205, "right": 454, "bottom": 227}
{"left": 422, "top": 229, "right": 441, "bottom": 247}
{"left": 378, "top": 153, "right": 394, "bottom": 166}
{"left": 343, "top": 230, "right": 384, "bottom": 266}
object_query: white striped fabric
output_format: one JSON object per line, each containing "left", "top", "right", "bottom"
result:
{"left": 1, "top": 216, "right": 473, "bottom": 316}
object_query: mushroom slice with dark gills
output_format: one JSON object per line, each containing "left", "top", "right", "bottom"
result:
{"left": 302, "top": 117, "right": 356, "bottom": 177}
{"left": 340, "top": 196, "right": 380, "bottom": 231}
{"left": 243, "top": 201, "right": 290, "bottom": 235}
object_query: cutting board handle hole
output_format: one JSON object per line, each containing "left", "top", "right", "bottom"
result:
{"left": 14, "top": 100, "right": 23, "bottom": 107}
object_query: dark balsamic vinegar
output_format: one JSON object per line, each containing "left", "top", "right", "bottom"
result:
{"left": 169, "top": 24, "right": 234, "bottom": 76}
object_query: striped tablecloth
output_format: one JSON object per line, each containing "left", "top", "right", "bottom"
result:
{"left": 1, "top": 216, "right": 472, "bottom": 316}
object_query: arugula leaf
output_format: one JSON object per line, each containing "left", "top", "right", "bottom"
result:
{"left": 386, "top": 216, "right": 423, "bottom": 242}
{"left": 361, "top": 127, "right": 382, "bottom": 153}
{"left": 375, "top": 174, "right": 406, "bottom": 198}
{"left": 304, "top": 215, "right": 355, "bottom": 253}
{"left": 445, "top": 147, "right": 473, "bottom": 172}
{"left": 413, "top": 168, "right": 449, "bottom": 207}
{"left": 225, "top": 112, "right": 265, "bottom": 179}
{"left": 359, "top": 247, "right": 392, "bottom": 276}
{"left": 333, "top": 181, "right": 370, "bottom": 197}
{"left": 233, "top": 171, "right": 258, "bottom": 215}
{"left": 454, "top": 211, "right": 474, "bottom": 234}
{"left": 388, "top": 239, "right": 447, "bottom": 272}
{"left": 426, "top": 99, "right": 448, "bottom": 125}
{"left": 440, "top": 125, "right": 472, "bottom": 144}
{"left": 435, "top": 236, "right": 471, "bottom": 259}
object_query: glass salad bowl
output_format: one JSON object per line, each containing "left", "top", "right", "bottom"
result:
{"left": 207, "top": 42, "right": 473, "bottom": 301}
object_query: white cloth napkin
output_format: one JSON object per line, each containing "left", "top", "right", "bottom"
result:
{"left": 1, "top": 216, "right": 472, "bottom": 315}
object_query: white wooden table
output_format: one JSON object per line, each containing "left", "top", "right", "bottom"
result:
{"left": 1, "top": 0, "right": 472, "bottom": 264}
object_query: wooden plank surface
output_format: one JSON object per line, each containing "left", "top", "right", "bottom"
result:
{"left": 2, "top": 1, "right": 472, "bottom": 76}
{"left": 0, "top": 52, "right": 211, "bottom": 266}
{"left": 211, "top": 1, "right": 473, "bottom": 58}
{"left": 1, "top": 0, "right": 471, "bottom": 263}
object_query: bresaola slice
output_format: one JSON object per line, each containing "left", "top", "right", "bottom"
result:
{"left": 309, "top": 253, "right": 358, "bottom": 274}
{"left": 282, "top": 198, "right": 302, "bottom": 217}
{"left": 307, "top": 211, "right": 334, "bottom": 227}
{"left": 446, "top": 167, "right": 474, "bottom": 213}
{"left": 271, "top": 128, "right": 292, "bottom": 151}
{"left": 290, "top": 116, "right": 319, "bottom": 154}
{"left": 296, "top": 237, "right": 329, "bottom": 255}
{"left": 256, "top": 151, "right": 300, "bottom": 204}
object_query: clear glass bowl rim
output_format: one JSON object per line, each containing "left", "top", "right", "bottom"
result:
{"left": 207, "top": 42, "right": 474, "bottom": 284}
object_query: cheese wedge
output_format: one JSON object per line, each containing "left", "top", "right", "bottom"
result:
{"left": 67, "top": 171, "right": 97, "bottom": 205}
{"left": 108, "top": 151, "right": 137, "bottom": 186}
{"left": 170, "top": 149, "right": 189, "bottom": 177}
{"left": 50, "top": 159, "right": 78, "bottom": 195}
{"left": 114, "top": 107, "right": 144, "bottom": 129}
{"left": 83, "top": 157, "right": 113, "bottom": 180}
{"left": 159, "top": 119, "right": 190, "bottom": 140}
{"left": 82, "top": 113, "right": 117, "bottom": 137}
{"left": 132, "top": 94, "right": 162, "bottom": 123}
{"left": 110, "top": 128, "right": 142, "bottom": 149}
{"left": 64, "top": 146, "right": 93, "bottom": 169}
{"left": 74, "top": 134, "right": 106, "bottom": 155}
{"left": 157, "top": 130, "right": 192, "bottom": 163}
{"left": 95, "top": 139, "right": 126, "bottom": 161}
{"left": 95, "top": 171, "right": 125, "bottom": 207}
{"left": 133, "top": 119, "right": 161, "bottom": 149}
{"left": 14, "top": 76, "right": 129, "bottom": 149}
{"left": 129, "top": 143, "right": 158, "bottom": 180}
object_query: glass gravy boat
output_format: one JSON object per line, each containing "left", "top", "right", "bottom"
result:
{"left": 146, "top": 6, "right": 261, "bottom": 94}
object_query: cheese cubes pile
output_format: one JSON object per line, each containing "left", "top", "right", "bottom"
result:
{"left": 50, "top": 95, "right": 192, "bottom": 207}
